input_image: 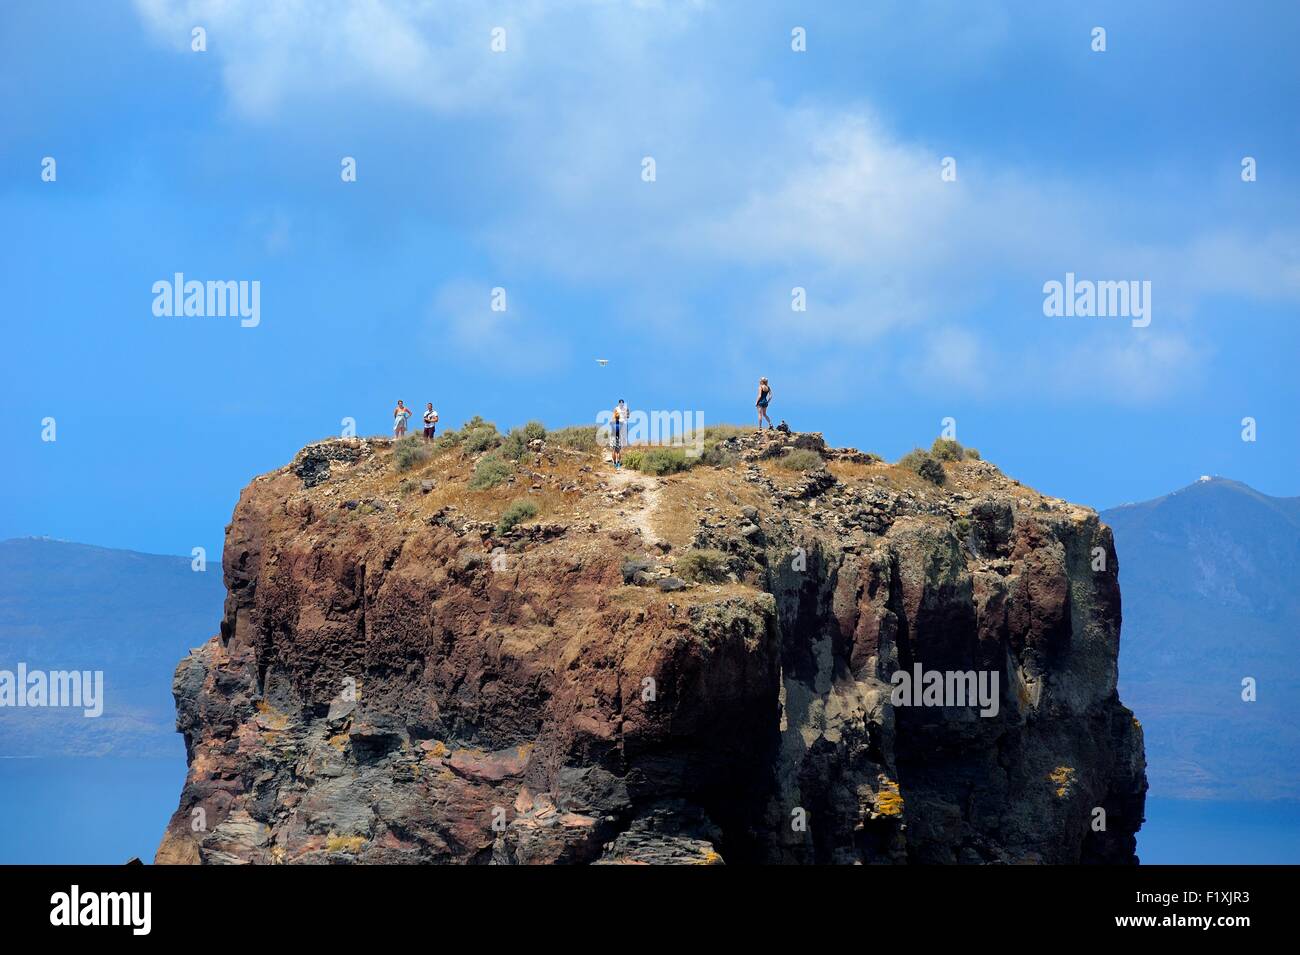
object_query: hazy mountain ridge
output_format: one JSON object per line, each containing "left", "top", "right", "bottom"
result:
{"left": 1107, "top": 479, "right": 1300, "bottom": 801}
{"left": 0, "top": 537, "right": 227, "bottom": 757}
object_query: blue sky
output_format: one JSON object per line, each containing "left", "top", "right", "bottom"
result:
{"left": 2, "top": 0, "right": 1297, "bottom": 558}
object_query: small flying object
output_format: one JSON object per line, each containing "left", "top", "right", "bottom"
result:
{"left": 596, "top": 359, "right": 609, "bottom": 366}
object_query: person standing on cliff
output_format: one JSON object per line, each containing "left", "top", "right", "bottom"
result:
{"left": 755, "top": 377, "right": 773, "bottom": 430}
{"left": 393, "top": 400, "right": 411, "bottom": 438}
{"left": 422, "top": 403, "right": 438, "bottom": 441}
{"left": 610, "top": 399, "right": 625, "bottom": 469}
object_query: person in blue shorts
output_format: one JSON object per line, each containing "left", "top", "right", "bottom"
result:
{"left": 755, "top": 378, "right": 773, "bottom": 430}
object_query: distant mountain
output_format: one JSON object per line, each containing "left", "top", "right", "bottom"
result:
{"left": 0, "top": 538, "right": 226, "bottom": 757}
{"left": 1105, "top": 479, "right": 1300, "bottom": 801}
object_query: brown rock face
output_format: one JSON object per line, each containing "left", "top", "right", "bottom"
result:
{"left": 156, "top": 431, "right": 1145, "bottom": 864}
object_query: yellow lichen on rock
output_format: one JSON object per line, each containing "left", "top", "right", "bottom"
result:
{"left": 874, "top": 777, "right": 904, "bottom": 817}
{"left": 255, "top": 700, "right": 289, "bottom": 731}
{"left": 1049, "top": 766, "right": 1076, "bottom": 798}
{"left": 326, "top": 833, "right": 366, "bottom": 853}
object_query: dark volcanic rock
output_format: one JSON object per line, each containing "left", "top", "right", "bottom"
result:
{"left": 291, "top": 439, "right": 371, "bottom": 488}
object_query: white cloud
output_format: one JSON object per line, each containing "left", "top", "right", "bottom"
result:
{"left": 131, "top": 0, "right": 1299, "bottom": 405}
{"left": 134, "top": 0, "right": 536, "bottom": 118}
{"left": 428, "top": 278, "right": 566, "bottom": 372}
{"left": 1045, "top": 333, "right": 1204, "bottom": 404}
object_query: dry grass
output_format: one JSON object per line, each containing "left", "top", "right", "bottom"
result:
{"left": 274, "top": 429, "right": 1056, "bottom": 599}
{"left": 306, "top": 441, "right": 594, "bottom": 530}
{"left": 604, "top": 579, "right": 757, "bottom": 611}
{"left": 823, "top": 457, "right": 1023, "bottom": 501}
{"left": 644, "top": 465, "right": 767, "bottom": 551}
{"left": 326, "top": 833, "right": 367, "bottom": 853}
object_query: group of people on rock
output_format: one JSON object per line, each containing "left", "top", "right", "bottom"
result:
{"left": 392, "top": 400, "right": 438, "bottom": 440}
{"left": 387, "top": 376, "right": 774, "bottom": 466}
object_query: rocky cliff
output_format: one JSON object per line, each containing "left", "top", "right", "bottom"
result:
{"left": 156, "top": 427, "right": 1146, "bottom": 864}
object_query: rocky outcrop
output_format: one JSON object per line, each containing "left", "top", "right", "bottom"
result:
{"left": 156, "top": 430, "right": 1145, "bottom": 864}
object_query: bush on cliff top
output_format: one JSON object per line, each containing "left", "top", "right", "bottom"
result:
{"left": 699, "top": 442, "right": 738, "bottom": 468}
{"left": 393, "top": 436, "right": 431, "bottom": 472}
{"left": 776, "top": 448, "right": 823, "bottom": 472}
{"left": 931, "top": 437, "right": 981, "bottom": 462}
{"left": 462, "top": 417, "right": 502, "bottom": 454}
{"left": 468, "top": 453, "right": 513, "bottom": 490}
{"left": 624, "top": 447, "right": 692, "bottom": 475}
{"left": 500, "top": 421, "right": 547, "bottom": 461}
{"left": 549, "top": 425, "right": 599, "bottom": 451}
{"left": 543, "top": 422, "right": 748, "bottom": 468}
{"left": 899, "top": 448, "right": 946, "bottom": 486}
{"left": 930, "top": 438, "right": 964, "bottom": 462}
{"left": 431, "top": 415, "right": 499, "bottom": 454}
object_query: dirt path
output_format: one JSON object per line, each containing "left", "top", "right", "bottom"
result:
{"left": 606, "top": 465, "right": 662, "bottom": 545}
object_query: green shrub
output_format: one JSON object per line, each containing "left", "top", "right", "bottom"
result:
{"left": 702, "top": 424, "right": 749, "bottom": 443}
{"left": 899, "top": 449, "right": 946, "bottom": 486}
{"left": 500, "top": 421, "right": 546, "bottom": 461}
{"left": 433, "top": 429, "right": 462, "bottom": 451}
{"left": 462, "top": 419, "right": 501, "bottom": 454}
{"left": 496, "top": 498, "right": 538, "bottom": 534}
{"left": 500, "top": 429, "right": 528, "bottom": 461}
{"left": 549, "top": 425, "right": 599, "bottom": 452}
{"left": 930, "top": 438, "right": 964, "bottom": 462}
{"left": 777, "top": 448, "right": 823, "bottom": 471}
{"left": 700, "top": 442, "right": 738, "bottom": 468}
{"left": 676, "top": 548, "right": 730, "bottom": 583}
{"left": 430, "top": 415, "right": 496, "bottom": 452}
{"left": 393, "top": 436, "right": 431, "bottom": 472}
{"left": 698, "top": 425, "right": 747, "bottom": 467}
{"left": 963, "top": 447, "right": 981, "bottom": 461}
{"left": 398, "top": 478, "right": 417, "bottom": 495}
{"left": 627, "top": 447, "right": 691, "bottom": 475}
{"left": 468, "top": 453, "right": 513, "bottom": 490}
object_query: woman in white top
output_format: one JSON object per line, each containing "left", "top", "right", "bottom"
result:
{"left": 393, "top": 400, "right": 412, "bottom": 437}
